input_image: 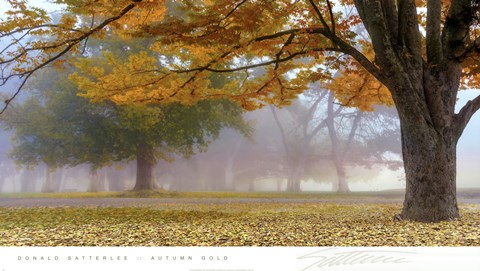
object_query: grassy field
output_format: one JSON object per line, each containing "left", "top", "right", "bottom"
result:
{"left": 1, "top": 202, "right": 479, "bottom": 246}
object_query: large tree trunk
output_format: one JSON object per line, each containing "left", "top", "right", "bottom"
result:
{"left": 392, "top": 65, "right": 462, "bottom": 222}
{"left": 399, "top": 118, "right": 459, "bottom": 222}
{"left": 348, "top": 0, "right": 480, "bottom": 222}
{"left": 133, "top": 144, "right": 157, "bottom": 191}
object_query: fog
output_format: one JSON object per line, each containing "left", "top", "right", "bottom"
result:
{"left": 0, "top": 88, "right": 477, "bottom": 194}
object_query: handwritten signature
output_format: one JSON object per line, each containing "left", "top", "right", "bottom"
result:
{"left": 297, "top": 248, "right": 415, "bottom": 271}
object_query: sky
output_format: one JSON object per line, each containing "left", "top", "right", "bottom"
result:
{"left": 456, "top": 90, "right": 480, "bottom": 188}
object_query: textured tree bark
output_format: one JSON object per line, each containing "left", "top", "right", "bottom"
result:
{"left": 399, "top": 121, "right": 459, "bottom": 222}
{"left": 133, "top": 144, "right": 157, "bottom": 191}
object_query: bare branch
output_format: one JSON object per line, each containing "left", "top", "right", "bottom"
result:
{"left": 0, "top": 24, "right": 87, "bottom": 39}
{"left": 454, "top": 94, "right": 480, "bottom": 139}
{"left": 0, "top": 0, "right": 143, "bottom": 114}
{"left": 1, "top": 72, "right": 33, "bottom": 115}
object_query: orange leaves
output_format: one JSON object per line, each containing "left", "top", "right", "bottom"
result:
{"left": 328, "top": 68, "right": 393, "bottom": 112}
{"left": 1, "top": 0, "right": 394, "bottom": 114}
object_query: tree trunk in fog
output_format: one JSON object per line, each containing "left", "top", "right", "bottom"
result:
{"left": 41, "top": 166, "right": 55, "bottom": 193}
{"left": 224, "top": 141, "right": 241, "bottom": 190}
{"left": 287, "top": 167, "right": 302, "bottom": 192}
{"left": 224, "top": 161, "right": 234, "bottom": 191}
{"left": 55, "top": 168, "right": 66, "bottom": 192}
{"left": 276, "top": 179, "right": 282, "bottom": 192}
{"left": 87, "top": 167, "right": 105, "bottom": 192}
{"left": 326, "top": 92, "right": 351, "bottom": 193}
{"left": 20, "top": 169, "right": 36, "bottom": 192}
{"left": 248, "top": 179, "right": 254, "bottom": 191}
{"left": 107, "top": 168, "right": 125, "bottom": 191}
{"left": 333, "top": 161, "right": 350, "bottom": 193}
{"left": 133, "top": 143, "right": 157, "bottom": 191}
{"left": 0, "top": 176, "right": 5, "bottom": 192}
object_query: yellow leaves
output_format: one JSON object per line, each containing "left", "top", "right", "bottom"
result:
{"left": 0, "top": 0, "right": 384, "bottom": 114}
{"left": 1, "top": 203, "right": 479, "bottom": 246}
{"left": 326, "top": 42, "right": 393, "bottom": 111}
{"left": 328, "top": 70, "right": 393, "bottom": 111}
{"left": 59, "top": 14, "right": 77, "bottom": 28}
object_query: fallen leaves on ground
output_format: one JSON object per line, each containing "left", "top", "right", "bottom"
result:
{"left": 0, "top": 203, "right": 479, "bottom": 246}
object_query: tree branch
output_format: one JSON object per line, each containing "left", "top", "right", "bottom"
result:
{"left": 426, "top": 0, "right": 443, "bottom": 64}
{"left": 307, "top": 0, "right": 331, "bottom": 32}
{"left": 341, "top": 110, "right": 363, "bottom": 162}
{"left": 454, "top": 94, "right": 480, "bottom": 139}
{"left": 0, "top": 24, "right": 87, "bottom": 39}
{"left": 382, "top": 0, "right": 399, "bottom": 45}
{"left": 325, "top": 0, "right": 336, "bottom": 35}
{"left": 397, "top": 0, "right": 422, "bottom": 65}
{"left": 441, "top": 0, "right": 473, "bottom": 60}
{"left": 175, "top": 48, "right": 334, "bottom": 74}
{"left": 0, "top": 0, "right": 143, "bottom": 114}
{"left": 352, "top": 0, "right": 399, "bottom": 75}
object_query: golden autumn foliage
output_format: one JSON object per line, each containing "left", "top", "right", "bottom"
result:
{"left": 328, "top": 71, "right": 393, "bottom": 111}
{"left": 327, "top": 45, "right": 393, "bottom": 111}
{"left": 0, "top": 0, "right": 479, "bottom": 113}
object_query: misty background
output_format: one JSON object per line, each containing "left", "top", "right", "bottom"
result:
{"left": 0, "top": 88, "right": 478, "bottom": 193}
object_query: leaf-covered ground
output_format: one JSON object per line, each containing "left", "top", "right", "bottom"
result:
{"left": 0, "top": 203, "right": 479, "bottom": 246}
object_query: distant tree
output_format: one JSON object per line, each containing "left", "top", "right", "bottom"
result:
{"left": 270, "top": 86, "right": 401, "bottom": 192}
{"left": 1, "top": 66, "right": 251, "bottom": 191}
